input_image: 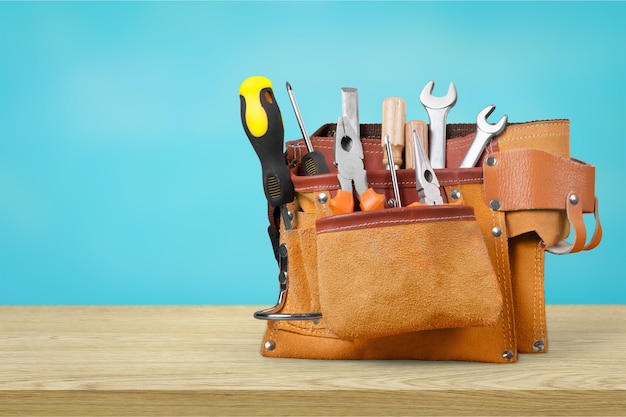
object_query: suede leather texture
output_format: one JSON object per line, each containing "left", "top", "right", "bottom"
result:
{"left": 315, "top": 205, "right": 502, "bottom": 340}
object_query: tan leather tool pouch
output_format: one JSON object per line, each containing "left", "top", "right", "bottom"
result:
{"left": 315, "top": 205, "right": 502, "bottom": 340}
{"left": 255, "top": 120, "right": 601, "bottom": 363}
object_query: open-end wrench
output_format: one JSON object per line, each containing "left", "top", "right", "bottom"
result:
{"left": 459, "top": 105, "right": 508, "bottom": 168}
{"left": 419, "top": 81, "right": 457, "bottom": 169}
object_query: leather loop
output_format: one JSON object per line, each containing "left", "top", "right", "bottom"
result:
{"left": 583, "top": 197, "right": 603, "bottom": 251}
{"left": 546, "top": 193, "right": 602, "bottom": 255}
{"left": 484, "top": 149, "right": 596, "bottom": 213}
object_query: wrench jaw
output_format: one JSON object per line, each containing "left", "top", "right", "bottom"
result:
{"left": 419, "top": 81, "right": 458, "bottom": 109}
{"left": 420, "top": 81, "right": 458, "bottom": 169}
{"left": 476, "top": 105, "right": 508, "bottom": 135}
{"left": 459, "top": 105, "right": 509, "bottom": 168}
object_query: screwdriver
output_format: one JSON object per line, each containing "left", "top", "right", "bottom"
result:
{"left": 285, "top": 82, "right": 330, "bottom": 176}
{"left": 239, "top": 75, "right": 294, "bottom": 230}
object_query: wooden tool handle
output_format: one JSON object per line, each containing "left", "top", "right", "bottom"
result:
{"left": 405, "top": 120, "right": 429, "bottom": 169}
{"left": 381, "top": 97, "right": 406, "bottom": 168}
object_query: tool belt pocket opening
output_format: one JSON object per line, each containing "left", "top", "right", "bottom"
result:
{"left": 315, "top": 204, "right": 503, "bottom": 340}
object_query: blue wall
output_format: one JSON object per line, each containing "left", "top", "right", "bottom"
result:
{"left": 1, "top": 2, "right": 623, "bottom": 304}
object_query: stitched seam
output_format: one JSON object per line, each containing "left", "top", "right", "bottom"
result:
{"left": 447, "top": 136, "right": 475, "bottom": 152}
{"left": 536, "top": 240, "right": 547, "bottom": 346}
{"left": 318, "top": 215, "right": 475, "bottom": 234}
{"left": 297, "top": 184, "right": 338, "bottom": 192}
{"left": 493, "top": 209, "right": 508, "bottom": 353}
{"left": 368, "top": 180, "right": 419, "bottom": 187}
{"left": 533, "top": 241, "right": 539, "bottom": 343}
{"left": 498, "top": 132, "right": 567, "bottom": 143}
{"left": 504, "top": 121, "right": 569, "bottom": 133}
{"left": 502, "top": 213, "right": 515, "bottom": 353}
{"left": 371, "top": 177, "right": 484, "bottom": 186}
{"left": 503, "top": 214, "right": 515, "bottom": 353}
{"left": 495, "top": 210, "right": 514, "bottom": 354}
{"left": 278, "top": 321, "right": 334, "bottom": 335}
{"left": 440, "top": 177, "right": 484, "bottom": 185}
{"left": 296, "top": 176, "right": 483, "bottom": 192}
{"left": 368, "top": 177, "right": 484, "bottom": 187}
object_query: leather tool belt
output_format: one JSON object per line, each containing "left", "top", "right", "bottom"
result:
{"left": 256, "top": 120, "right": 601, "bottom": 363}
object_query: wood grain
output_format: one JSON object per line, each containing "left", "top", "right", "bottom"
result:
{"left": 1, "top": 305, "right": 625, "bottom": 416}
{"left": 405, "top": 120, "right": 429, "bottom": 170}
{"left": 381, "top": 97, "right": 406, "bottom": 168}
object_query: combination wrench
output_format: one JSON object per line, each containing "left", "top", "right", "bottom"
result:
{"left": 459, "top": 105, "right": 508, "bottom": 168}
{"left": 419, "top": 80, "right": 457, "bottom": 169}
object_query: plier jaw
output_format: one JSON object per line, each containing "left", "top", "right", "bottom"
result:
{"left": 412, "top": 130, "right": 444, "bottom": 205}
{"left": 334, "top": 116, "right": 368, "bottom": 196}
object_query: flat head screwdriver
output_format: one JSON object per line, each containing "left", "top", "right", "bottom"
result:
{"left": 285, "top": 82, "right": 329, "bottom": 176}
{"left": 239, "top": 76, "right": 294, "bottom": 230}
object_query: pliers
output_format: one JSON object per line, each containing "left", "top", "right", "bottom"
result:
{"left": 329, "top": 88, "right": 385, "bottom": 215}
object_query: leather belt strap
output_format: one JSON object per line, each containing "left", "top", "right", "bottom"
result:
{"left": 484, "top": 148, "right": 595, "bottom": 213}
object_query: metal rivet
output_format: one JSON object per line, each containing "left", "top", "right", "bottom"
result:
{"left": 387, "top": 198, "right": 397, "bottom": 208}
{"left": 502, "top": 350, "right": 514, "bottom": 361}
{"left": 287, "top": 211, "right": 294, "bottom": 221}
{"left": 264, "top": 340, "right": 276, "bottom": 351}
{"left": 489, "top": 199, "right": 501, "bottom": 210}
{"left": 313, "top": 318, "right": 320, "bottom": 325}
{"left": 569, "top": 194, "right": 579, "bottom": 205}
{"left": 492, "top": 226, "right": 502, "bottom": 237}
{"left": 317, "top": 193, "right": 328, "bottom": 204}
{"left": 533, "top": 340, "right": 545, "bottom": 351}
{"left": 450, "top": 189, "right": 462, "bottom": 200}
{"left": 486, "top": 156, "right": 497, "bottom": 166}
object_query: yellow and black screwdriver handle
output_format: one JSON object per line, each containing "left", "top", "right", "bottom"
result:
{"left": 239, "top": 76, "right": 294, "bottom": 231}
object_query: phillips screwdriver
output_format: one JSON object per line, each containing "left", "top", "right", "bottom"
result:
{"left": 239, "top": 75, "right": 294, "bottom": 230}
{"left": 285, "top": 82, "right": 330, "bottom": 176}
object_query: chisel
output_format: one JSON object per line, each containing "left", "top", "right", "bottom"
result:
{"left": 239, "top": 75, "right": 294, "bottom": 230}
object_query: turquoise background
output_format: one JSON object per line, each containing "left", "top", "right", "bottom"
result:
{"left": 0, "top": 1, "right": 623, "bottom": 305}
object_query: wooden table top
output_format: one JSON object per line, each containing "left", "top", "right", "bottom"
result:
{"left": 0, "top": 305, "right": 624, "bottom": 416}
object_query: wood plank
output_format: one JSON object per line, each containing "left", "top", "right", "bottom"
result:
{"left": 0, "top": 305, "right": 625, "bottom": 416}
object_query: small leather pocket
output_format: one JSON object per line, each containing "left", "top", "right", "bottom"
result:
{"left": 315, "top": 204, "right": 502, "bottom": 340}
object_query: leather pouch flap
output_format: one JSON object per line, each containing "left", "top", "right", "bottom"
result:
{"left": 315, "top": 204, "right": 502, "bottom": 340}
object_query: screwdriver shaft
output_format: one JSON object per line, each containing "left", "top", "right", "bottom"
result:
{"left": 279, "top": 205, "right": 292, "bottom": 230}
{"left": 286, "top": 82, "right": 314, "bottom": 153}
{"left": 384, "top": 135, "right": 402, "bottom": 208}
